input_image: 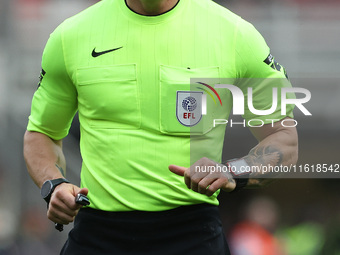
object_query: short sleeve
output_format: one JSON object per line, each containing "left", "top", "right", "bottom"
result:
{"left": 234, "top": 18, "right": 294, "bottom": 125}
{"left": 27, "top": 25, "right": 77, "bottom": 140}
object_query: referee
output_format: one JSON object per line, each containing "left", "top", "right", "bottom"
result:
{"left": 23, "top": 0, "right": 298, "bottom": 254}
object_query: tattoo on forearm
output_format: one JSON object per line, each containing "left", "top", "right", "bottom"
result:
{"left": 243, "top": 145, "right": 284, "bottom": 184}
{"left": 55, "top": 164, "right": 65, "bottom": 177}
{"left": 245, "top": 145, "right": 283, "bottom": 167}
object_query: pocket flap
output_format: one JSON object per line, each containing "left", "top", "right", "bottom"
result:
{"left": 160, "top": 65, "right": 220, "bottom": 83}
{"left": 77, "top": 64, "right": 137, "bottom": 85}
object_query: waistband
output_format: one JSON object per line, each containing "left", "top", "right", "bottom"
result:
{"left": 80, "top": 203, "right": 219, "bottom": 222}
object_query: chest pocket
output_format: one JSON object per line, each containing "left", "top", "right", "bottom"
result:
{"left": 159, "top": 65, "right": 220, "bottom": 136}
{"left": 76, "top": 64, "right": 140, "bottom": 129}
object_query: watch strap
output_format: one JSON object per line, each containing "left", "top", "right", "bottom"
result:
{"left": 231, "top": 174, "right": 250, "bottom": 193}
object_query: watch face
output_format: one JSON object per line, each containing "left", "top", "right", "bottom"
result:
{"left": 228, "top": 159, "right": 250, "bottom": 177}
{"left": 41, "top": 180, "right": 52, "bottom": 199}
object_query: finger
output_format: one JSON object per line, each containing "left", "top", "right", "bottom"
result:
{"left": 190, "top": 173, "right": 205, "bottom": 192}
{"left": 221, "top": 178, "right": 236, "bottom": 192}
{"left": 53, "top": 184, "right": 90, "bottom": 211}
{"left": 48, "top": 200, "right": 79, "bottom": 224}
{"left": 206, "top": 178, "right": 229, "bottom": 197}
{"left": 197, "top": 177, "right": 218, "bottom": 194}
{"left": 48, "top": 209, "right": 77, "bottom": 225}
{"left": 77, "top": 187, "right": 89, "bottom": 196}
{"left": 170, "top": 165, "right": 192, "bottom": 189}
{"left": 49, "top": 196, "right": 80, "bottom": 218}
{"left": 50, "top": 213, "right": 75, "bottom": 225}
{"left": 53, "top": 188, "right": 80, "bottom": 211}
{"left": 184, "top": 169, "right": 205, "bottom": 190}
{"left": 73, "top": 187, "right": 88, "bottom": 197}
{"left": 169, "top": 165, "right": 187, "bottom": 176}
{"left": 184, "top": 170, "right": 191, "bottom": 189}
{"left": 189, "top": 167, "right": 212, "bottom": 192}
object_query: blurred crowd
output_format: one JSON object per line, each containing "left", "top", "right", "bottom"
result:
{"left": 226, "top": 195, "right": 340, "bottom": 255}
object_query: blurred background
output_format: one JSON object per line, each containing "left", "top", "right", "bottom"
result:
{"left": 0, "top": 0, "right": 339, "bottom": 254}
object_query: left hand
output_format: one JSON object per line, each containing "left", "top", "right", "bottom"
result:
{"left": 169, "top": 157, "right": 236, "bottom": 196}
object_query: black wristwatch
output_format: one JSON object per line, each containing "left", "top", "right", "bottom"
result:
{"left": 226, "top": 158, "right": 251, "bottom": 192}
{"left": 41, "top": 178, "right": 70, "bottom": 204}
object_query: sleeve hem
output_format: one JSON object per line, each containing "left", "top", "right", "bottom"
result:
{"left": 27, "top": 120, "right": 68, "bottom": 141}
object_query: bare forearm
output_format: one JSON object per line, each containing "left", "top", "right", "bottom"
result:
{"left": 243, "top": 127, "right": 298, "bottom": 188}
{"left": 23, "top": 131, "right": 66, "bottom": 188}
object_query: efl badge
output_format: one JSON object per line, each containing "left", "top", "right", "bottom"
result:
{"left": 176, "top": 91, "right": 203, "bottom": 127}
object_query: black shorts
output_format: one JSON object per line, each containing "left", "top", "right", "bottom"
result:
{"left": 60, "top": 204, "right": 231, "bottom": 255}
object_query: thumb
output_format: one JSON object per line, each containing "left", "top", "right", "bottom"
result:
{"left": 169, "top": 165, "right": 187, "bottom": 177}
{"left": 78, "top": 187, "right": 89, "bottom": 196}
{"left": 73, "top": 186, "right": 89, "bottom": 197}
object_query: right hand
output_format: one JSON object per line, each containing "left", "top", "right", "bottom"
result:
{"left": 47, "top": 183, "right": 88, "bottom": 225}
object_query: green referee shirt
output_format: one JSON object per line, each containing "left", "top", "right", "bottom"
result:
{"left": 27, "top": 0, "right": 294, "bottom": 211}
